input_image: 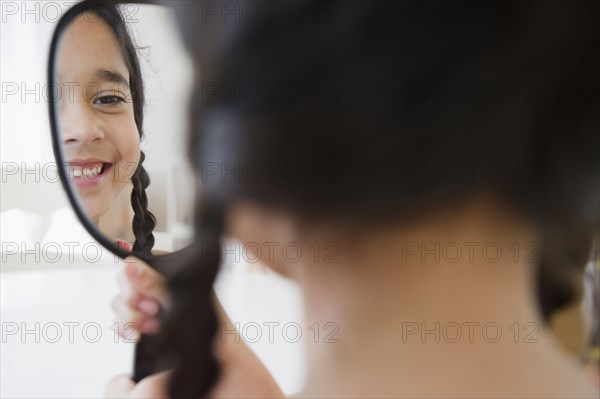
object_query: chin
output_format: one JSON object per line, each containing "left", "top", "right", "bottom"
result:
{"left": 81, "top": 201, "right": 108, "bottom": 224}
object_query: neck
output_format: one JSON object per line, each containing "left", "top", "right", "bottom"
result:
{"left": 302, "top": 257, "right": 550, "bottom": 393}
{"left": 295, "top": 201, "right": 575, "bottom": 397}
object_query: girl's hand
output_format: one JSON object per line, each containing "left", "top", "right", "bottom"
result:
{"left": 110, "top": 257, "right": 284, "bottom": 398}
{"left": 112, "top": 257, "right": 171, "bottom": 340}
{"left": 105, "top": 371, "right": 171, "bottom": 398}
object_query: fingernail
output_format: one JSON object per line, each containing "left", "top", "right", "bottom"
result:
{"left": 139, "top": 299, "right": 159, "bottom": 316}
{"left": 143, "top": 319, "right": 160, "bottom": 333}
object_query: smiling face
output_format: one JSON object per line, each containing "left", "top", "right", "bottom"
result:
{"left": 57, "top": 14, "right": 140, "bottom": 224}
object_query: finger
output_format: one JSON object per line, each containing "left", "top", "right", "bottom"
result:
{"left": 117, "top": 267, "right": 162, "bottom": 319}
{"left": 124, "top": 257, "right": 171, "bottom": 308}
{"left": 130, "top": 370, "right": 172, "bottom": 399}
{"left": 116, "top": 267, "right": 134, "bottom": 299}
{"left": 104, "top": 374, "right": 135, "bottom": 398}
{"left": 115, "top": 288, "right": 160, "bottom": 318}
{"left": 111, "top": 296, "right": 141, "bottom": 340}
{"left": 111, "top": 296, "right": 161, "bottom": 336}
{"left": 137, "top": 296, "right": 161, "bottom": 317}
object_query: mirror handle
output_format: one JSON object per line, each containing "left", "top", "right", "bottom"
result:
{"left": 133, "top": 334, "right": 172, "bottom": 382}
{"left": 132, "top": 306, "right": 175, "bottom": 382}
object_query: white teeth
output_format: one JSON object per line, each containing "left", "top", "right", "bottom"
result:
{"left": 83, "top": 167, "right": 99, "bottom": 177}
{"left": 72, "top": 164, "right": 103, "bottom": 178}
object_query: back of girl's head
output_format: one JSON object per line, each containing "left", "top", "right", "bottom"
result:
{"left": 169, "top": 1, "right": 599, "bottom": 396}
{"left": 194, "top": 0, "right": 599, "bottom": 311}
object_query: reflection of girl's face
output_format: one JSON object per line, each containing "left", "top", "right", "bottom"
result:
{"left": 58, "top": 15, "right": 140, "bottom": 223}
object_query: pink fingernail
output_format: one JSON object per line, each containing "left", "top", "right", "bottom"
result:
{"left": 143, "top": 319, "right": 160, "bottom": 333}
{"left": 139, "top": 299, "right": 159, "bottom": 316}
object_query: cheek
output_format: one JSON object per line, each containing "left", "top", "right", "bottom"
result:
{"left": 123, "top": 136, "right": 141, "bottom": 167}
{"left": 104, "top": 115, "right": 141, "bottom": 185}
{"left": 122, "top": 139, "right": 141, "bottom": 185}
{"left": 112, "top": 116, "right": 141, "bottom": 166}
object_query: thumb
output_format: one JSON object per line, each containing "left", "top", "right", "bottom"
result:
{"left": 105, "top": 374, "right": 135, "bottom": 398}
{"left": 130, "top": 371, "right": 172, "bottom": 399}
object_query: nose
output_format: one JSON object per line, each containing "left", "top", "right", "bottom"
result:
{"left": 60, "top": 101, "right": 105, "bottom": 145}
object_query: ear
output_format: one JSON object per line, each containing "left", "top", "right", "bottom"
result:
{"left": 224, "top": 200, "right": 298, "bottom": 279}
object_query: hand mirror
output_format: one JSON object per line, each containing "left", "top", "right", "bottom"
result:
{"left": 48, "top": 0, "right": 194, "bottom": 381}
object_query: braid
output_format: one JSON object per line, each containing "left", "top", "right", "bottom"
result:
{"left": 131, "top": 151, "right": 156, "bottom": 255}
{"left": 166, "top": 203, "right": 223, "bottom": 398}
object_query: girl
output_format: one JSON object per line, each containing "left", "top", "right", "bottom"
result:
{"left": 57, "top": 4, "right": 155, "bottom": 255}
{"left": 109, "top": 0, "right": 599, "bottom": 397}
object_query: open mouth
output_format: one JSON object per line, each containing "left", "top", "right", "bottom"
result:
{"left": 68, "top": 161, "right": 113, "bottom": 187}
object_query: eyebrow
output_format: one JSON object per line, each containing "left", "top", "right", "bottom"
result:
{"left": 95, "top": 68, "right": 129, "bottom": 88}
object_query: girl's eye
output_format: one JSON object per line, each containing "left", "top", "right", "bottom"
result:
{"left": 94, "top": 95, "right": 125, "bottom": 106}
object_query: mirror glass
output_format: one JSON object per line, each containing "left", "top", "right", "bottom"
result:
{"left": 50, "top": 2, "right": 194, "bottom": 256}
